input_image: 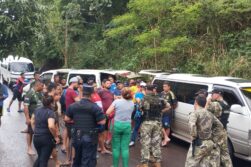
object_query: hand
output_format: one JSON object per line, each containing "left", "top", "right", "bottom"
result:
{"left": 54, "top": 137, "right": 60, "bottom": 144}
{"left": 26, "top": 119, "right": 31, "bottom": 125}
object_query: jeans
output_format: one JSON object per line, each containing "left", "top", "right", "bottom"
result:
{"left": 72, "top": 134, "right": 98, "bottom": 167}
{"left": 112, "top": 121, "right": 131, "bottom": 167}
{"left": 33, "top": 134, "right": 55, "bottom": 167}
{"left": 131, "top": 117, "right": 142, "bottom": 142}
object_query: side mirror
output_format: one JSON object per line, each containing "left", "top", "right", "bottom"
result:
{"left": 230, "top": 104, "right": 243, "bottom": 114}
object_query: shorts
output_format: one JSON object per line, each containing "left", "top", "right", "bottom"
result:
{"left": 27, "top": 124, "right": 34, "bottom": 134}
{"left": 12, "top": 90, "right": 22, "bottom": 101}
{"left": 162, "top": 115, "right": 170, "bottom": 129}
{"left": 66, "top": 123, "right": 72, "bottom": 139}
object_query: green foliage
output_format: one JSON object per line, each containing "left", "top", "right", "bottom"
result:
{"left": 0, "top": 0, "right": 251, "bottom": 79}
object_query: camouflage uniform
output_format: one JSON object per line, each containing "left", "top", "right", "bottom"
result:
{"left": 207, "top": 101, "right": 233, "bottom": 167}
{"left": 185, "top": 107, "right": 222, "bottom": 167}
{"left": 24, "top": 88, "right": 43, "bottom": 117}
{"left": 139, "top": 93, "right": 166, "bottom": 165}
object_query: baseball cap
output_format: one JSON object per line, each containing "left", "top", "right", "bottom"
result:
{"left": 211, "top": 88, "right": 223, "bottom": 95}
{"left": 69, "top": 77, "right": 78, "bottom": 84}
{"left": 124, "top": 82, "right": 129, "bottom": 87}
{"left": 83, "top": 84, "right": 94, "bottom": 95}
{"left": 140, "top": 81, "right": 147, "bottom": 87}
{"left": 195, "top": 89, "right": 208, "bottom": 96}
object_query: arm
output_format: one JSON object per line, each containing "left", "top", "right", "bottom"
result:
{"left": 188, "top": 112, "right": 198, "bottom": 139}
{"left": 48, "top": 118, "right": 59, "bottom": 143}
{"left": 31, "top": 114, "right": 35, "bottom": 131}
{"left": 161, "top": 101, "right": 171, "bottom": 113}
{"left": 64, "top": 115, "right": 72, "bottom": 123}
{"left": 106, "top": 103, "right": 115, "bottom": 115}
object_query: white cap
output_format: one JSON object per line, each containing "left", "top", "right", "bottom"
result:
{"left": 69, "top": 77, "right": 78, "bottom": 83}
{"left": 140, "top": 81, "right": 147, "bottom": 87}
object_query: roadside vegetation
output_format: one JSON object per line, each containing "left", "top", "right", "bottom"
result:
{"left": 0, "top": 0, "right": 251, "bottom": 78}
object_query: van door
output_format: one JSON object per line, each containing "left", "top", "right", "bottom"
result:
{"left": 153, "top": 79, "right": 209, "bottom": 142}
{"left": 213, "top": 85, "right": 250, "bottom": 156}
{"left": 172, "top": 82, "right": 208, "bottom": 141}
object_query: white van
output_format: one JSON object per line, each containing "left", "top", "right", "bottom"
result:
{"left": 67, "top": 69, "right": 135, "bottom": 87}
{"left": 153, "top": 73, "right": 251, "bottom": 161}
{"left": 0, "top": 55, "right": 35, "bottom": 87}
{"left": 40, "top": 69, "right": 72, "bottom": 83}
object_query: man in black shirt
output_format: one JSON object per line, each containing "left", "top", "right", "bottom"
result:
{"left": 65, "top": 84, "right": 106, "bottom": 167}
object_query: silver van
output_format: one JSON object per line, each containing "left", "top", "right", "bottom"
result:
{"left": 153, "top": 73, "right": 251, "bottom": 161}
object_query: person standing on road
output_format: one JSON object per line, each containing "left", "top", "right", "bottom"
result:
{"left": 65, "top": 84, "right": 106, "bottom": 167}
{"left": 206, "top": 89, "right": 233, "bottom": 167}
{"left": 23, "top": 80, "right": 44, "bottom": 155}
{"left": 137, "top": 85, "right": 170, "bottom": 167}
{"left": 160, "top": 81, "right": 177, "bottom": 147}
{"left": 106, "top": 88, "right": 134, "bottom": 167}
{"left": 31, "top": 95, "right": 60, "bottom": 167}
{"left": 185, "top": 95, "right": 223, "bottom": 167}
{"left": 0, "top": 82, "right": 8, "bottom": 126}
{"left": 129, "top": 83, "right": 146, "bottom": 147}
{"left": 63, "top": 77, "right": 81, "bottom": 165}
{"left": 7, "top": 72, "right": 26, "bottom": 112}
{"left": 98, "top": 79, "right": 114, "bottom": 154}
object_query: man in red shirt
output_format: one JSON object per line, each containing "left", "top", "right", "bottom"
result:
{"left": 63, "top": 77, "right": 81, "bottom": 165}
{"left": 98, "top": 79, "right": 113, "bottom": 154}
{"left": 7, "top": 72, "right": 25, "bottom": 112}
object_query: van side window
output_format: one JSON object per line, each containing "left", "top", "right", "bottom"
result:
{"left": 220, "top": 89, "right": 242, "bottom": 106}
{"left": 176, "top": 83, "right": 208, "bottom": 104}
{"left": 153, "top": 79, "right": 175, "bottom": 93}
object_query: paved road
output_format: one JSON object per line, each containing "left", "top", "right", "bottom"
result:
{"left": 0, "top": 90, "right": 250, "bottom": 167}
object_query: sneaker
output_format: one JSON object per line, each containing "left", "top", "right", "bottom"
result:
{"left": 17, "top": 109, "right": 23, "bottom": 113}
{"left": 129, "top": 141, "right": 135, "bottom": 147}
{"left": 7, "top": 108, "right": 10, "bottom": 112}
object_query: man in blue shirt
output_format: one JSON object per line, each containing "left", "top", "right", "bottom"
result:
{"left": 108, "top": 76, "right": 117, "bottom": 94}
{"left": 0, "top": 83, "right": 9, "bottom": 126}
{"left": 113, "top": 81, "right": 124, "bottom": 99}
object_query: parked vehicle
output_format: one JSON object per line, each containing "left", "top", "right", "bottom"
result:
{"left": 66, "top": 69, "right": 136, "bottom": 87}
{"left": 0, "top": 55, "right": 35, "bottom": 87}
{"left": 40, "top": 69, "right": 71, "bottom": 83}
{"left": 153, "top": 73, "right": 251, "bottom": 161}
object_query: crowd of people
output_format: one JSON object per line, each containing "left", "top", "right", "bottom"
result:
{"left": 0, "top": 71, "right": 234, "bottom": 167}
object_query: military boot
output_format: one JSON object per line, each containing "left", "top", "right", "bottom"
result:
{"left": 136, "top": 164, "right": 149, "bottom": 167}
{"left": 152, "top": 162, "right": 161, "bottom": 167}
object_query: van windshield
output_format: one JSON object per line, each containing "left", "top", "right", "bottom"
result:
{"left": 10, "top": 62, "right": 34, "bottom": 72}
{"left": 240, "top": 87, "right": 251, "bottom": 108}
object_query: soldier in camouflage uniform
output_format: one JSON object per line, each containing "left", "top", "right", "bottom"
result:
{"left": 137, "top": 85, "right": 170, "bottom": 167}
{"left": 206, "top": 89, "right": 233, "bottom": 167}
{"left": 185, "top": 95, "right": 223, "bottom": 167}
{"left": 24, "top": 80, "right": 44, "bottom": 155}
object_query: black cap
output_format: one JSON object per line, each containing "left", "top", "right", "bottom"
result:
{"left": 83, "top": 84, "right": 94, "bottom": 95}
{"left": 146, "top": 84, "right": 155, "bottom": 91}
{"left": 124, "top": 81, "right": 129, "bottom": 87}
{"left": 195, "top": 89, "right": 208, "bottom": 96}
{"left": 20, "top": 72, "right": 25, "bottom": 75}
{"left": 211, "top": 88, "right": 223, "bottom": 95}
{"left": 116, "top": 80, "right": 122, "bottom": 85}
